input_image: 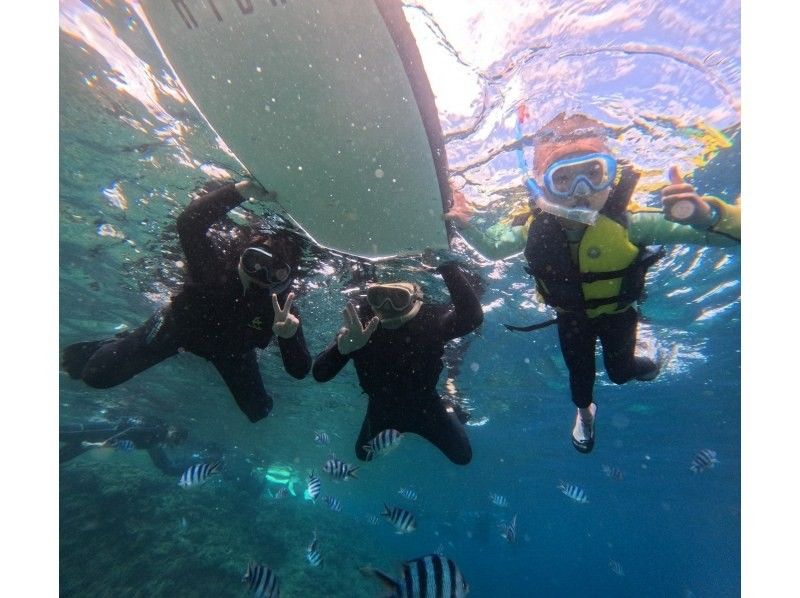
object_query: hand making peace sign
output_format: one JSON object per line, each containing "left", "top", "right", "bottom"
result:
{"left": 336, "top": 301, "right": 379, "bottom": 355}
{"left": 272, "top": 292, "right": 300, "bottom": 339}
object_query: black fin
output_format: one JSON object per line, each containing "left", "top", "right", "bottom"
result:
{"left": 60, "top": 339, "right": 111, "bottom": 378}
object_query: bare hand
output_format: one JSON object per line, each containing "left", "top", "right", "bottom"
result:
{"left": 661, "top": 166, "right": 713, "bottom": 227}
{"left": 444, "top": 187, "right": 476, "bottom": 228}
{"left": 272, "top": 292, "right": 300, "bottom": 339}
{"left": 337, "top": 302, "right": 379, "bottom": 355}
{"left": 235, "top": 179, "right": 276, "bottom": 202}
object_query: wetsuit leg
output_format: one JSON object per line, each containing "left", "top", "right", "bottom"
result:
{"left": 556, "top": 313, "right": 598, "bottom": 409}
{"left": 75, "top": 312, "right": 180, "bottom": 388}
{"left": 355, "top": 396, "right": 472, "bottom": 465}
{"left": 597, "top": 308, "right": 657, "bottom": 384}
{"left": 414, "top": 396, "right": 472, "bottom": 465}
{"left": 212, "top": 350, "right": 273, "bottom": 423}
{"left": 354, "top": 401, "right": 395, "bottom": 461}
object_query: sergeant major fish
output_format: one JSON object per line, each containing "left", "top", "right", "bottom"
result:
{"left": 323, "top": 455, "right": 358, "bottom": 481}
{"left": 602, "top": 465, "right": 624, "bottom": 481}
{"left": 242, "top": 561, "right": 280, "bottom": 597}
{"left": 398, "top": 487, "right": 418, "bottom": 501}
{"left": 363, "top": 554, "right": 469, "bottom": 598}
{"left": 500, "top": 514, "right": 517, "bottom": 544}
{"left": 558, "top": 481, "right": 589, "bottom": 504}
{"left": 113, "top": 439, "right": 135, "bottom": 451}
{"left": 306, "top": 531, "right": 323, "bottom": 568}
{"left": 178, "top": 461, "right": 222, "bottom": 488}
{"left": 609, "top": 559, "right": 625, "bottom": 577}
{"left": 313, "top": 430, "right": 330, "bottom": 446}
{"left": 690, "top": 449, "right": 718, "bottom": 473}
{"left": 323, "top": 495, "right": 342, "bottom": 512}
{"left": 363, "top": 429, "right": 402, "bottom": 460}
{"left": 489, "top": 493, "right": 509, "bottom": 507}
{"left": 306, "top": 470, "right": 322, "bottom": 502}
{"left": 382, "top": 504, "right": 417, "bottom": 534}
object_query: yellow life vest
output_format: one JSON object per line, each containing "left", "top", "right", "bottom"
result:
{"left": 578, "top": 215, "right": 640, "bottom": 318}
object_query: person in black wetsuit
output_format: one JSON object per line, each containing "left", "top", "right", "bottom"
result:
{"left": 312, "top": 260, "right": 484, "bottom": 465}
{"left": 61, "top": 181, "right": 312, "bottom": 423}
{"left": 59, "top": 416, "right": 189, "bottom": 476}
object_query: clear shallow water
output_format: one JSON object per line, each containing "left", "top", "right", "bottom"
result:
{"left": 60, "top": 1, "right": 740, "bottom": 596}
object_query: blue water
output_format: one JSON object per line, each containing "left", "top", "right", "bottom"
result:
{"left": 59, "top": 1, "right": 740, "bottom": 596}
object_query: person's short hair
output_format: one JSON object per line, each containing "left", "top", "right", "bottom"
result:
{"left": 532, "top": 112, "right": 611, "bottom": 175}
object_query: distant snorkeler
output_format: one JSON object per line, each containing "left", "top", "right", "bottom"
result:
{"left": 312, "top": 258, "right": 483, "bottom": 465}
{"left": 446, "top": 111, "right": 740, "bottom": 454}
{"left": 61, "top": 180, "right": 312, "bottom": 423}
{"left": 59, "top": 415, "right": 189, "bottom": 476}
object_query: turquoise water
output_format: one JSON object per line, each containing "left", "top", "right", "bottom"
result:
{"left": 60, "top": 1, "right": 740, "bottom": 596}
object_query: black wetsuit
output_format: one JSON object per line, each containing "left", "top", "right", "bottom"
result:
{"left": 59, "top": 417, "right": 183, "bottom": 475}
{"left": 523, "top": 168, "right": 659, "bottom": 409}
{"left": 62, "top": 184, "right": 312, "bottom": 422}
{"left": 312, "top": 262, "right": 483, "bottom": 465}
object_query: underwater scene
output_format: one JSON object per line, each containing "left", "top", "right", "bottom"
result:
{"left": 59, "top": 1, "right": 740, "bottom": 596}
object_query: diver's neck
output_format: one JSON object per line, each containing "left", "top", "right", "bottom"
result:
{"left": 558, "top": 218, "right": 587, "bottom": 240}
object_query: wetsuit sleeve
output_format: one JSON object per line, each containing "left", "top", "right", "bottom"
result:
{"left": 455, "top": 221, "right": 527, "bottom": 260}
{"left": 437, "top": 261, "right": 484, "bottom": 340}
{"left": 176, "top": 183, "right": 247, "bottom": 282}
{"left": 277, "top": 305, "right": 312, "bottom": 379}
{"left": 628, "top": 198, "right": 740, "bottom": 247}
{"left": 312, "top": 339, "right": 351, "bottom": 382}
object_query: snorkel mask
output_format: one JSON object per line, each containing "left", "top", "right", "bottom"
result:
{"left": 528, "top": 153, "right": 617, "bottom": 225}
{"left": 366, "top": 282, "right": 423, "bottom": 328}
{"left": 238, "top": 247, "right": 292, "bottom": 294}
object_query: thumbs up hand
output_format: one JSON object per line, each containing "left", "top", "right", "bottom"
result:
{"left": 661, "top": 166, "right": 714, "bottom": 227}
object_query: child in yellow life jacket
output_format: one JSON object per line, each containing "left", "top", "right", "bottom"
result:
{"left": 446, "top": 113, "right": 740, "bottom": 454}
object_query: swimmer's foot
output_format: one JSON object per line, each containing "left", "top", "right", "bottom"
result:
{"left": 571, "top": 403, "right": 596, "bottom": 454}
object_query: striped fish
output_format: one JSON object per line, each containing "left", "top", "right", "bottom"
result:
{"left": 242, "top": 561, "right": 280, "bottom": 597}
{"left": 500, "top": 514, "right": 517, "bottom": 544}
{"left": 398, "top": 487, "right": 418, "bottom": 501}
{"left": 313, "top": 431, "right": 330, "bottom": 446}
{"left": 366, "top": 554, "right": 468, "bottom": 598}
{"left": 178, "top": 461, "right": 222, "bottom": 488}
{"left": 323, "top": 495, "right": 342, "bottom": 512}
{"left": 489, "top": 493, "right": 509, "bottom": 507}
{"left": 323, "top": 456, "right": 358, "bottom": 481}
{"left": 113, "top": 439, "right": 135, "bottom": 451}
{"left": 306, "top": 471, "right": 322, "bottom": 502}
{"left": 690, "top": 449, "right": 718, "bottom": 473}
{"left": 366, "top": 514, "right": 380, "bottom": 526}
{"left": 306, "top": 531, "right": 323, "bottom": 568}
{"left": 609, "top": 559, "right": 624, "bottom": 577}
{"left": 273, "top": 488, "right": 288, "bottom": 500}
{"left": 363, "top": 429, "right": 402, "bottom": 460}
{"left": 558, "top": 481, "right": 589, "bottom": 504}
{"left": 382, "top": 504, "right": 417, "bottom": 534}
{"left": 602, "top": 465, "right": 624, "bottom": 481}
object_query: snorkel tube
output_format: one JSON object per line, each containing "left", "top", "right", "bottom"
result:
{"left": 514, "top": 105, "right": 599, "bottom": 226}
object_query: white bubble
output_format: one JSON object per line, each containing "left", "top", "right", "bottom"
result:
{"left": 469, "top": 362, "right": 480, "bottom": 373}
{"left": 524, "top": 357, "right": 530, "bottom": 364}
{"left": 374, "top": 168, "right": 384, "bottom": 178}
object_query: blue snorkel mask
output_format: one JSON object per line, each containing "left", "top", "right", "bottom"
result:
{"left": 526, "top": 153, "right": 617, "bottom": 225}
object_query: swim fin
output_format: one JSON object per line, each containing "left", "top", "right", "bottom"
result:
{"left": 60, "top": 339, "right": 113, "bottom": 379}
